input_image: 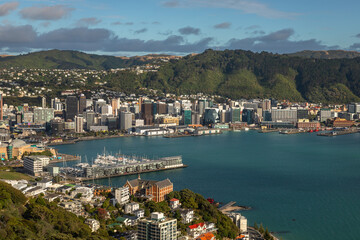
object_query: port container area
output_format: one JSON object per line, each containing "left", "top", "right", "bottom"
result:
{"left": 82, "top": 156, "right": 184, "bottom": 179}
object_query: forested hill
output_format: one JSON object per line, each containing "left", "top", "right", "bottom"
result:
{"left": 141, "top": 49, "right": 360, "bottom": 103}
{"left": 0, "top": 181, "right": 111, "bottom": 239}
{"left": 0, "top": 49, "right": 156, "bottom": 70}
{"left": 287, "top": 50, "right": 360, "bottom": 59}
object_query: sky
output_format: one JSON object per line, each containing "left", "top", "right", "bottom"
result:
{"left": 0, "top": 0, "right": 359, "bottom": 56}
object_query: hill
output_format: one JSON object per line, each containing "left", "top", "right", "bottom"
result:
{"left": 0, "top": 49, "right": 156, "bottom": 70}
{"left": 0, "top": 181, "right": 112, "bottom": 240}
{"left": 288, "top": 50, "right": 360, "bottom": 59}
{"left": 139, "top": 49, "right": 360, "bottom": 103}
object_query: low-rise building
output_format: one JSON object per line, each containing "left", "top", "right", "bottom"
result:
{"left": 170, "top": 198, "right": 180, "bottom": 209}
{"left": 23, "top": 155, "right": 50, "bottom": 176}
{"left": 85, "top": 218, "right": 100, "bottom": 232}
{"left": 124, "top": 202, "right": 140, "bottom": 214}
{"left": 115, "top": 186, "right": 130, "bottom": 205}
{"left": 180, "top": 209, "right": 194, "bottom": 224}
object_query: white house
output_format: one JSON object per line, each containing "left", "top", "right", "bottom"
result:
{"left": 180, "top": 209, "right": 194, "bottom": 224}
{"left": 85, "top": 218, "right": 100, "bottom": 232}
{"left": 124, "top": 202, "right": 139, "bottom": 214}
{"left": 169, "top": 198, "right": 180, "bottom": 209}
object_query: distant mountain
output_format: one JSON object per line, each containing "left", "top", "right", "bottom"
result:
{"left": 0, "top": 49, "right": 159, "bottom": 70}
{"left": 288, "top": 50, "right": 360, "bottom": 59}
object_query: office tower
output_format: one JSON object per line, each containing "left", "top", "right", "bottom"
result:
{"left": 42, "top": 96, "right": 46, "bottom": 108}
{"left": 66, "top": 96, "right": 78, "bottom": 120}
{"left": 142, "top": 102, "right": 153, "bottom": 125}
{"left": 120, "top": 112, "right": 133, "bottom": 131}
{"left": 0, "top": 93, "right": 3, "bottom": 120}
{"left": 86, "top": 111, "right": 95, "bottom": 130}
{"left": 183, "top": 109, "right": 192, "bottom": 125}
{"left": 111, "top": 98, "right": 119, "bottom": 116}
{"left": 231, "top": 108, "right": 241, "bottom": 123}
{"left": 75, "top": 116, "right": 84, "bottom": 133}
{"left": 79, "top": 94, "right": 87, "bottom": 114}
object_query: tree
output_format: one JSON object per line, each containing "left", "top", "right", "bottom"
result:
{"left": 259, "top": 223, "right": 265, "bottom": 234}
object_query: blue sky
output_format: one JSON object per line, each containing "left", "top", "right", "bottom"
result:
{"left": 0, "top": 0, "right": 359, "bottom": 56}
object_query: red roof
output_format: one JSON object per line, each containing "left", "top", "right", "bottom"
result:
{"left": 170, "top": 198, "right": 179, "bottom": 202}
{"left": 188, "top": 222, "right": 205, "bottom": 229}
{"left": 197, "top": 232, "right": 215, "bottom": 240}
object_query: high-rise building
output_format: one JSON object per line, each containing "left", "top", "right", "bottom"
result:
{"left": 231, "top": 108, "right": 241, "bottom": 123}
{"left": 66, "top": 96, "right": 78, "bottom": 121}
{"left": 111, "top": 98, "right": 119, "bottom": 115}
{"left": 101, "top": 105, "right": 112, "bottom": 115}
{"left": 348, "top": 102, "right": 360, "bottom": 113}
{"left": 94, "top": 99, "right": 106, "bottom": 113}
{"left": 34, "top": 108, "right": 55, "bottom": 124}
{"left": 86, "top": 111, "right": 96, "bottom": 130}
{"left": 79, "top": 94, "right": 87, "bottom": 114}
{"left": 0, "top": 93, "right": 3, "bottom": 121}
{"left": 42, "top": 96, "right": 46, "bottom": 108}
{"left": 75, "top": 116, "right": 84, "bottom": 133}
{"left": 120, "top": 112, "right": 133, "bottom": 131}
{"left": 138, "top": 212, "right": 177, "bottom": 240}
{"left": 242, "top": 109, "right": 255, "bottom": 124}
{"left": 106, "top": 117, "right": 118, "bottom": 130}
{"left": 142, "top": 102, "right": 154, "bottom": 125}
{"left": 183, "top": 109, "right": 192, "bottom": 125}
{"left": 271, "top": 109, "right": 297, "bottom": 123}
{"left": 157, "top": 102, "right": 167, "bottom": 114}
{"left": 203, "top": 108, "right": 219, "bottom": 125}
{"left": 262, "top": 99, "right": 271, "bottom": 111}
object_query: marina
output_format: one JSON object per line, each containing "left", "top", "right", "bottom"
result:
{"left": 57, "top": 150, "right": 185, "bottom": 181}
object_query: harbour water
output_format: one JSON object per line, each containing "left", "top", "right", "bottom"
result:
{"left": 55, "top": 131, "right": 360, "bottom": 240}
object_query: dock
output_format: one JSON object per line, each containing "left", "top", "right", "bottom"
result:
{"left": 50, "top": 153, "right": 80, "bottom": 163}
{"left": 317, "top": 129, "right": 359, "bottom": 137}
{"left": 77, "top": 164, "right": 188, "bottom": 181}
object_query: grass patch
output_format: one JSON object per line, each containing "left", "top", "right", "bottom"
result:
{"left": 0, "top": 170, "right": 33, "bottom": 180}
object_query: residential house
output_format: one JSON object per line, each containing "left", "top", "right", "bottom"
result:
{"left": 124, "top": 202, "right": 139, "bottom": 214}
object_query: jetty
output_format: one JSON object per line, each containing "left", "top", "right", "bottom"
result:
{"left": 317, "top": 129, "right": 359, "bottom": 137}
{"left": 219, "top": 201, "right": 251, "bottom": 214}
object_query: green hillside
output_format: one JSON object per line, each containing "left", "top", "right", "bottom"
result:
{"left": 0, "top": 181, "right": 111, "bottom": 240}
{"left": 288, "top": 50, "right": 360, "bottom": 59}
{"left": 1, "top": 49, "right": 360, "bottom": 103}
{"left": 0, "top": 49, "right": 150, "bottom": 70}
{"left": 139, "top": 49, "right": 360, "bottom": 103}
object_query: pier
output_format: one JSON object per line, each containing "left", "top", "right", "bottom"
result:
{"left": 317, "top": 129, "right": 359, "bottom": 137}
{"left": 77, "top": 164, "right": 188, "bottom": 181}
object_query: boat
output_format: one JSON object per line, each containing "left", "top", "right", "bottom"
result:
{"left": 244, "top": 127, "right": 249, "bottom": 131}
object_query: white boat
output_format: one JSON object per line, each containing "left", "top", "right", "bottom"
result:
{"left": 244, "top": 127, "right": 249, "bottom": 131}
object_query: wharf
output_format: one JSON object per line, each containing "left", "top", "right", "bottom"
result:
{"left": 258, "top": 129, "right": 279, "bottom": 133}
{"left": 164, "top": 134, "right": 193, "bottom": 138}
{"left": 317, "top": 130, "right": 359, "bottom": 137}
{"left": 279, "top": 130, "right": 306, "bottom": 135}
{"left": 77, "top": 164, "right": 188, "bottom": 181}
{"left": 50, "top": 153, "right": 80, "bottom": 163}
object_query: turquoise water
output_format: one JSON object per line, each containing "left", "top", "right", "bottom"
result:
{"left": 55, "top": 131, "right": 360, "bottom": 240}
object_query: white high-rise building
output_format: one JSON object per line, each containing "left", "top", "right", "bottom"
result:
{"left": 75, "top": 116, "right": 84, "bottom": 133}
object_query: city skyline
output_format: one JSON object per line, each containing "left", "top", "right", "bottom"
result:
{"left": 0, "top": 0, "right": 360, "bottom": 56}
